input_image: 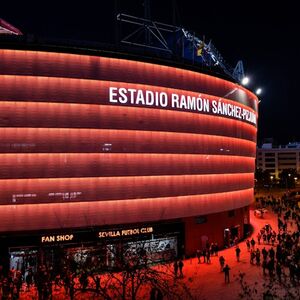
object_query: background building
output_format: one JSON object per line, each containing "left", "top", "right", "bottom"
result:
{"left": 257, "top": 142, "right": 300, "bottom": 179}
{"left": 0, "top": 36, "right": 258, "bottom": 273}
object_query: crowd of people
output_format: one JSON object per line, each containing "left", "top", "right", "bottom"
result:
{"left": 195, "top": 242, "right": 219, "bottom": 265}
{"left": 0, "top": 264, "right": 81, "bottom": 300}
{"left": 252, "top": 194, "right": 300, "bottom": 283}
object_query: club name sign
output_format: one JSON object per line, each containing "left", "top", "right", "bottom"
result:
{"left": 109, "top": 87, "right": 257, "bottom": 125}
{"left": 98, "top": 227, "right": 154, "bottom": 238}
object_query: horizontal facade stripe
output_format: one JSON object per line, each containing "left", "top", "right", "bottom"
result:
{"left": 0, "top": 153, "right": 255, "bottom": 179}
{"left": 0, "top": 76, "right": 258, "bottom": 127}
{"left": 0, "top": 128, "right": 256, "bottom": 156}
{"left": 0, "top": 49, "right": 258, "bottom": 110}
{"left": 0, "top": 173, "right": 253, "bottom": 205}
{"left": 0, "top": 188, "right": 253, "bottom": 232}
{"left": 0, "top": 101, "right": 256, "bottom": 141}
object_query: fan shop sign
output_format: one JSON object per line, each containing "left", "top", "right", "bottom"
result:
{"left": 98, "top": 227, "right": 153, "bottom": 239}
{"left": 41, "top": 234, "right": 74, "bottom": 243}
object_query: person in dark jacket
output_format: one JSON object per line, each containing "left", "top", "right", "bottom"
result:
{"left": 223, "top": 264, "right": 231, "bottom": 283}
{"left": 178, "top": 260, "right": 184, "bottom": 278}
{"left": 235, "top": 246, "right": 241, "bottom": 262}
{"left": 173, "top": 261, "right": 178, "bottom": 278}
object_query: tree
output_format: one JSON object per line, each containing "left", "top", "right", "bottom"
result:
{"left": 278, "top": 168, "right": 300, "bottom": 189}
{"left": 61, "top": 238, "right": 192, "bottom": 300}
{"left": 237, "top": 271, "right": 300, "bottom": 300}
{"left": 255, "top": 168, "right": 272, "bottom": 189}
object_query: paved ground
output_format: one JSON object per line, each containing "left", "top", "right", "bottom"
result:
{"left": 181, "top": 208, "right": 279, "bottom": 300}
{"left": 17, "top": 206, "right": 292, "bottom": 299}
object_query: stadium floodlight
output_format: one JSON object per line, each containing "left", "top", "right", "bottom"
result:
{"left": 256, "top": 88, "right": 262, "bottom": 95}
{"left": 241, "top": 77, "right": 249, "bottom": 85}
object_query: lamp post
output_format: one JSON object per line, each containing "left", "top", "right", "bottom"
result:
{"left": 286, "top": 173, "right": 291, "bottom": 192}
{"left": 241, "top": 76, "right": 249, "bottom": 85}
{"left": 256, "top": 88, "right": 262, "bottom": 95}
{"left": 270, "top": 175, "right": 274, "bottom": 190}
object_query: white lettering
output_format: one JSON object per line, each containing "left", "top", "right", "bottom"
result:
{"left": 107, "top": 87, "right": 256, "bottom": 126}
{"left": 160, "top": 92, "right": 168, "bottom": 107}
{"left": 145, "top": 90, "right": 154, "bottom": 105}
{"left": 118, "top": 88, "right": 128, "bottom": 104}
{"left": 136, "top": 90, "right": 145, "bottom": 105}
{"left": 171, "top": 93, "right": 179, "bottom": 108}
{"left": 212, "top": 100, "right": 218, "bottom": 114}
{"left": 109, "top": 87, "right": 118, "bottom": 103}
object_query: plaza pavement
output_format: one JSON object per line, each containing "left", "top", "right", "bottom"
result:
{"left": 17, "top": 208, "right": 286, "bottom": 300}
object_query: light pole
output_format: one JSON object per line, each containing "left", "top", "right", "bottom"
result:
{"left": 241, "top": 76, "right": 249, "bottom": 85}
{"left": 286, "top": 173, "right": 291, "bottom": 192}
{"left": 270, "top": 175, "right": 274, "bottom": 190}
{"left": 256, "top": 88, "right": 262, "bottom": 95}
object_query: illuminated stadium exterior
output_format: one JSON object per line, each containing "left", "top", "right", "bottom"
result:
{"left": 0, "top": 43, "right": 258, "bottom": 269}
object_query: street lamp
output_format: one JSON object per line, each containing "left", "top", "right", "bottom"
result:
{"left": 286, "top": 173, "right": 291, "bottom": 191}
{"left": 255, "top": 88, "right": 262, "bottom": 95}
{"left": 270, "top": 176, "right": 274, "bottom": 190}
{"left": 241, "top": 76, "right": 249, "bottom": 85}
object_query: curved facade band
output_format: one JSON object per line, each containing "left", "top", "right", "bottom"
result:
{"left": 0, "top": 49, "right": 258, "bottom": 110}
{"left": 0, "top": 153, "right": 254, "bottom": 179}
{"left": 0, "top": 102, "right": 256, "bottom": 141}
{"left": 0, "top": 48, "right": 257, "bottom": 255}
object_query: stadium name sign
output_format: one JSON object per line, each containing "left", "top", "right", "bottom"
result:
{"left": 109, "top": 87, "right": 256, "bottom": 125}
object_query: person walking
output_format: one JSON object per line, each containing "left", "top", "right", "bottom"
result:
{"left": 255, "top": 248, "right": 261, "bottom": 265}
{"left": 69, "top": 281, "right": 75, "bottom": 300}
{"left": 178, "top": 259, "right": 184, "bottom": 278}
{"left": 173, "top": 261, "right": 179, "bottom": 278}
{"left": 202, "top": 249, "right": 207, "bottom": 263}
{"left": 215, "top": 243, "right": 219, "bottom": 256}
{"left": 95, "top": 276, "right": 100, "bottom": 294}
{"left": 235, "top": 245, "right": 241, "bottom": 262}
{"left": 246, "top": 239, "right": 250, "bottom": 252}
{"left": 257, "top": 232, "right": 262, "bottom": 245}
{"left": 250, "top": 249, "right": 256, "bottom": 264}
{"left": 223, "top": 264, "right": 231, "bottom": 283}
{"left": 262, "top": 259, "right": 267, "bottom": 275}
{"left": 276, "top": 263, "right": 282, "bottom": 282}
{"left": 219, "top": 255, "right": 225, "bottom": 272}
{"left": 196, "top": 249, "right": 201, "bottom": 264}
{"left": 206, "top": 250, "right": 211, "bottom": 264}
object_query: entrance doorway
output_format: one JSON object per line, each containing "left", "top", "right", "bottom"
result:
{"left": 224, "top": 225, "right": 240, "bottom": 248}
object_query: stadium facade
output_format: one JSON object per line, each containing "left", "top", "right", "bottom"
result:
{"left": 0, "top": 46, "right": 258, "bottom": 270}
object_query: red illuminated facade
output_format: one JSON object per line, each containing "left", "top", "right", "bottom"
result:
{"left": 0, "top": 48, "right": 258, "bottom": 257}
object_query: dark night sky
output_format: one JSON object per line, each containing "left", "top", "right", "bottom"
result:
{"left": 1, "top": 0, "right": 299, "bottom": 145}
